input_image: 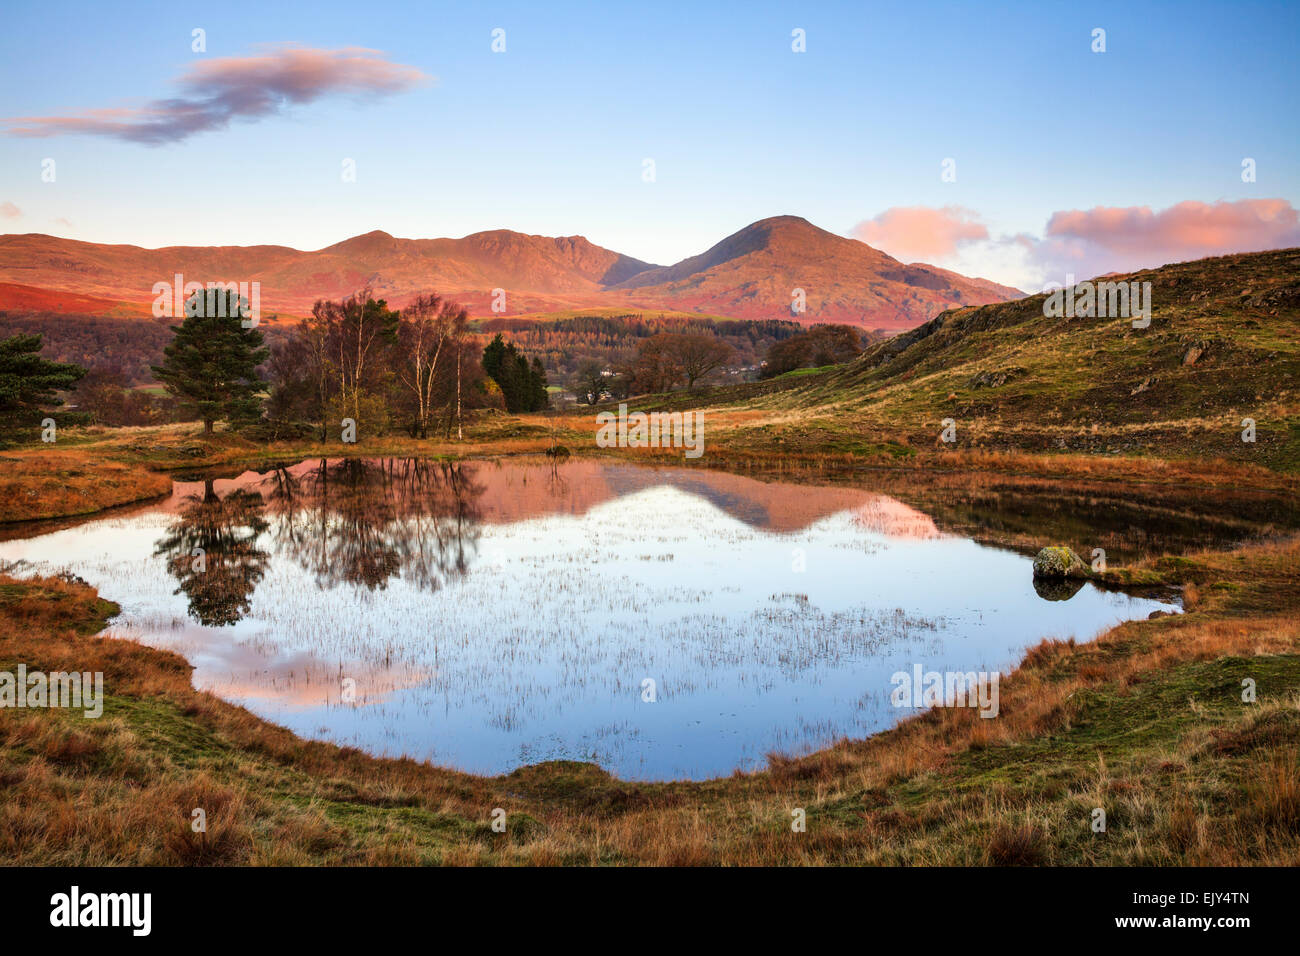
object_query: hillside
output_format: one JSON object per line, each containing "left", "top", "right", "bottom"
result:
{"left": 0, "top": 281, "right": 147, "bottom": 317}
{"left": 671, "top": 247, "right": 1300, "bottom": 470}
{"left": 0, "top": 216, "right": 1020, "bottom": 329}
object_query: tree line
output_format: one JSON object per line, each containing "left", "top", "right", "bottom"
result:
{"left": 1, "top": 296, "right": 875, "bottom": 436}
{"left": 477, "top": 312, "right": 806, "bottom": 382}
{"left": 568, "top": 324, "right": 874, "bottom": 403}
{"left": 240, "top": 287, "right": 550, "bottom": 437}
{"left": 1, "top": 287, "right": 549, "bottom": 439}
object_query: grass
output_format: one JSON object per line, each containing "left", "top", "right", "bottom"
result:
{"left": 0, "top": 448, "right": 172, "bottom": 523}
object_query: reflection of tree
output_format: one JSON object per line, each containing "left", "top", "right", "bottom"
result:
{"left": 267, "top": 458, "right": 484, "bottom": 593}
{"left": 155, "top": 479, "right": 270, "bottom": 626}
{"left": 545, "top": 457, "right": 569, "bottom": 499}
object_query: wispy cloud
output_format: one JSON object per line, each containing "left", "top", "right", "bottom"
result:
{"left": 852, "top": 199, "right": 1300, "bottom": 290}
{"left": 2, "top": 44, "right": 431, "bottom": 145}
{"left": 0, "top": 202, "right": 20, "bottom": 219}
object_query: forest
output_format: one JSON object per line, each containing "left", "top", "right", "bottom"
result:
{"left": 1, "top": 300, "right": 876, "bottom": 432}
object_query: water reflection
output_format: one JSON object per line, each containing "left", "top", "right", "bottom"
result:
{"left": 263, "top": 458, "right": 484, "bottom": 594}
{"left": 154, "top": 479, "right": 269, "bottom": 626}
{"left": 0, "top": 458, "right": 1192, "bottom": 780}
{"left": 156, "top": 459, "right": 486, "bottom": 625}
{"left": 1032, "top": 576, "right": 1087, "bottom": 602}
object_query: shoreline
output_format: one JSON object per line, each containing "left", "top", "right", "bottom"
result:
{"left": 3, "top": 417, "right": 1295, "bottom": 529}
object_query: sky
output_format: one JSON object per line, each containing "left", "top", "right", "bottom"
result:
{"left": 1, "top": 0, "right": 1297, "bottom": 289}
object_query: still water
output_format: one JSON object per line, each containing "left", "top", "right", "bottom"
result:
{"left": 0, "top": 458, "right": 1182, "bottom": 780}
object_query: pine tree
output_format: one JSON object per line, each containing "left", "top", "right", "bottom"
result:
{"left": 152, "top": 290, "right": 268, "bottom": 434}
{"left": 529, "top": 356, "right": 549, "bottom": 411}
{"left": 482, "top": 333, "right": 549, "bottom": 413}
{"left": 0, "top": 333, "right": 86, "bottom": 426}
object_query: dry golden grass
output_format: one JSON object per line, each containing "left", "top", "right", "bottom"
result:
{"left": 0, "top": 449, "right": 171, "bottom": 523}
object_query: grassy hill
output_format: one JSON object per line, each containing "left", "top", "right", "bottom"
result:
{"left": 668, "top": 247, "right": 1300, "bottom": 471}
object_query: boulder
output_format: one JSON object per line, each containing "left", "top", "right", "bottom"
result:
{"left": 969, "top": 366, "right": 1026, "bottom": 389}
{"left": 1032, "top": 546, "right": 1089, "bottom": 579}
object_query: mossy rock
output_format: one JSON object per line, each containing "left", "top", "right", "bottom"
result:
{"left": 1032, "top": 546, "right": 1089, "bottom": 579}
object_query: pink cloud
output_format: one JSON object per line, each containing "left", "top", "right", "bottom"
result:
{"left": 849, "top": 199, "right": 1300, "bottom": 289}
{"left": 850, "top": 205, "right": 989, "bottom": 262}
{"left": 1043, "top": 199, "right": 1300, "bottom": 268}
{"left": 0, "top": 201, "right": 19, "bottom": 219}
{"left": 2, "top": 45, "right": 430, "bottom": 145}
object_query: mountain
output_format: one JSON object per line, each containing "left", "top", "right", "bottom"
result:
{"left": 0, "top": 281, "right": 146, "bottom": 317}
{"left": 615, "top": 216, "right": 1022, "bottom": 329}
{"left": 0, "top": 230, "right": 659, "bottom": 317}
{"left": 0, "top": 216, "right": 1021, "bottom": 328}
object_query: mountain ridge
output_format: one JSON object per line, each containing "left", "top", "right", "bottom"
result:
{"left": 0, "top": 216, "right": 1022, "bottom": 329}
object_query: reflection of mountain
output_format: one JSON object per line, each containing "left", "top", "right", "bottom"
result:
{"left": 469, "top": 461, "right": 941, "bottom": 537}
{"left": 168, "top": 458, "right": 940, "bottom": 539}
{"left": 850, "top": 498, "right": 941, "bottom": 540}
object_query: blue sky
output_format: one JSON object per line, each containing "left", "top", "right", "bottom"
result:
{"left": 1, "top": 0, "right": 1296, "bottom": 286}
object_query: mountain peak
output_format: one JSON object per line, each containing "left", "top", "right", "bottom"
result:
{"left": 610, "top": 214, "right": 1020, "bottom": 327}
{"left": 613, "top": 215, "right": 870, "bottom": 291}
{"left": 324, "top": 230, "right": 395, "bottom": 254}
{"left": 749, "top": 214, "right": 815, "bottom": 229}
